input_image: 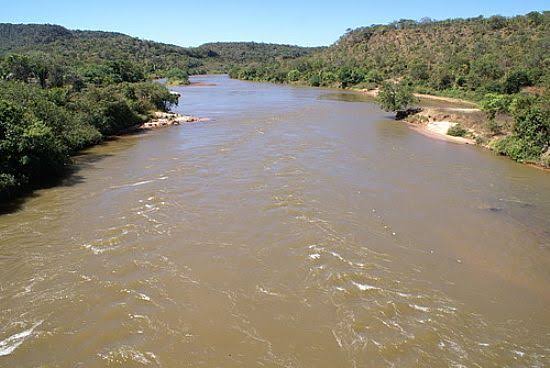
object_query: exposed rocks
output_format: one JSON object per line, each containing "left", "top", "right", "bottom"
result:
{"left": 396, "top": 107, "right": 422, "bottom": 120}
{"left": 140, "top": 111, "right": 207, "bottom": 129}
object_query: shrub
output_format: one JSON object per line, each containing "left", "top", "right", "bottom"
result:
{"left": 309, "top": 74, "right": 321, "bottom": 87}
{"left": 287, "top": 69, "right": 300, "bottom": 81}
{"left": 492, "top": 94, "right": 549, "bottom": 162}
{"left": 510, "top": 94, "right": 549, "bottom": 152}
{"left": 164, "top": 68, "right": 189, "bottom": 85}
{"left": 0, "top": 99, "right": 68, "bottom": 191}
{"left": 503, "top": 70, "right": 531, "bottom": 94}
{"left": 480, "top": 93, "right": 513, "bottom": 119}
{"left": 447, "top": 124, "right": 468, "bottom": 137}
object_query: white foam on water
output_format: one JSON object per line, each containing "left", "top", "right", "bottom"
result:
{"left": 308, "top": 253, "right": 320, "bottom": 260}
{"left": 137, "top": 292, "right": 151, "bottom": 301}
{"left": 81, "top": 243, "right": 116, "bottom": 255}
{"left": 351, "top": 280, "right": 380, "bottom": 291}
{"left": 395, "top": 291, "right": 412, "bottom": 298}
{"left": 0, "top": 320, "right": 43, "bottom": 356}
{"left": 123, "top": 289, "right": 152, "bottom": 302}
{"left": 257, "top": 286, "right": 282, "bottom": 297}
{"left": 512, "top": 350, "right": 525, "bottom": 357}
{"left": 409, "top": 303, "right": 431, "bottom": 312}
{"left": 130, "top": 180, "right": 155, "bottom": 187}
{"left": 99, "top": 346, "right": 158, "bottom": 366}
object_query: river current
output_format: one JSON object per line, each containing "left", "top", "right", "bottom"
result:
{"left": 0, "top": 75, "right": 549, "bottom": 367}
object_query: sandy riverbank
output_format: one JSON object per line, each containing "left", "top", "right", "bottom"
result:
{"left": 356, "top": 88, "right": 480, "bottom": 144}
{"left": 407, "top": 121, "right": 475, "bottom": 144}
{"left": 140, "top": 111, "right": 208, "bottom": 129}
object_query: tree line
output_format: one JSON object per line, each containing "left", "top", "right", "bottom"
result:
{"left": 0, "top": 38, "right": 180, "bottom": 199}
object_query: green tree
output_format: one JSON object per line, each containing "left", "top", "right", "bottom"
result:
{"left": 480, "top": 93, "right": 513, "bottom": 119}
{"left": 164, "top": 68, "right": 189, "bottom": 85}
{"left": 503, "top": 70, "right": 531, "bottom": 94}
{"left": 287, "top": 69, "right": 300, "bottom": 82}
{"left": 4, "top": 54, "right": 33, "bottom": 82}
{"left": 377, "top": 82, "right": 416, "bottom": 115}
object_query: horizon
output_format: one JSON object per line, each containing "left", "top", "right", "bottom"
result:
{"left": 0, "top": 0, "right": 547, "bottom": 47}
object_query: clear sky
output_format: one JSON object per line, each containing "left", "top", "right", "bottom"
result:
{"left": 1, "top": 0, "right": 547, "bottom": 47}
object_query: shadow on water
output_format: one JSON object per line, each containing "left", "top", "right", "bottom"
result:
{"left": 0, "top": 152, "right": 114, "bottom": 216}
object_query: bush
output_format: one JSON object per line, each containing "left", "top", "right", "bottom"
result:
{"left": 287, "top": 69, "right": 300, "bottom": 81}
{"left": 309, "top": 74, "right": 321, "bottom": 87}
{"left": 510, "top": 95, "right": 549, "bottom": 148}
{"left": 493, "top": 135, "right": 538, "bottom": 162}
{"left": 121, "top": 82, "right": 178, "bottom": 113}
{"left": 480, "top": 93, "right": 513, "bottom": 119}
{"left": 0, "top": 99, "right": 68, "bottom": 192}
{"left": 503, "top": 70, "right": 531, "bottom": 94}
{"left": 492, "top": 94, "right": 549, "bottom": 162}
{"left": 447, "top": 124, "right": 468, "bottom": 137}
{"left": 164, "top": 68, "right": 189, "bottom": 85}
{"left": 74, "top": 86, "right": 142, "bottom": 135}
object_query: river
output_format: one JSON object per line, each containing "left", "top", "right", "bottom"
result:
{"left": 1, "top": 75, "right": 549, "bottom": 367}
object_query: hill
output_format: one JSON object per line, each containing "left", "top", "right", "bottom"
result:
{"left": 0, "top": 23, "right": 73, "bottom": 53}
{"left": 0, "top": 24, "right": 320, "bottom": 75}
{"left": 197, "top": 42, "right": 324, "bottom": 72}
{"left": 228, "top": 12, "right": 549, "bottom": 167}
{"left": 229, "top": 12, "right": 549, "bottom": 95}
{"left": 0, "top": 23, "right": 205, "bottom": 75}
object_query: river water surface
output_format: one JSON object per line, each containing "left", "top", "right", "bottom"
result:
{"left": 1, "top": 75, "right": 549, "bottom": 367}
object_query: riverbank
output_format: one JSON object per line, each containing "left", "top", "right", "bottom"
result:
{"left": 354, "top": 88, "right": 548, "bottom": 169}
{"left": 406, "top": 121, "right": 475, "bottom": 145}
{"left": 355, "top": 87, "right": 479, "bottom": 107}
{"left": 0, "top": 107, "right": 205, "bottom": 205}
{"left": 140, "top": 111, "right": 207, "bottom": 129}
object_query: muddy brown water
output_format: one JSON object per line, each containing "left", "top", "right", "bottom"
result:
{"left": 1, "top": 75, "right": 549, "bottom": 367}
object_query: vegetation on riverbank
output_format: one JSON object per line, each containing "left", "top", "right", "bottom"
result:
{"left": 0, "top": 24, "right": 319, "bottom": 201}
{"left": 228, "top": 12, "right": 549, "bottom": 167}
{"left": 0, "top": 11, "right": 548, "bottom": 203}
{"left": 0, "top": 42, "right": 179, "bottom": 199}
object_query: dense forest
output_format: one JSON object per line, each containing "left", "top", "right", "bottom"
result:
{"left": 0, "top": 24, "right": 318, "bottom": 200}
{"left": 229, "top": 12, "right": 549, "bottom": 166}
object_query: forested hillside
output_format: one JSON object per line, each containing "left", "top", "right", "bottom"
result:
{"left": 0, "top": 23, "right": 208, "bottom": 76}
{"left": 229, "top": 12, "right": 549, "bottom": 166}
{"left": 0, "top": 24, "right": 320, "bottom": 75}
{"left": 197, "top": 42, "right": 324, "bottom": 72}
{"left": 229, "top": 12, "right": 548, "bottom": 94}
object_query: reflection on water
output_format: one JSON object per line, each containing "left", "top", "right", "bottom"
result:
{"left": 0, "top": 75, "right": 549, "bottom": 367}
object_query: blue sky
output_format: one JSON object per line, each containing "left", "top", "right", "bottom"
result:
{"left": 1, "top": 0, "right": 547, "bottom": 47}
